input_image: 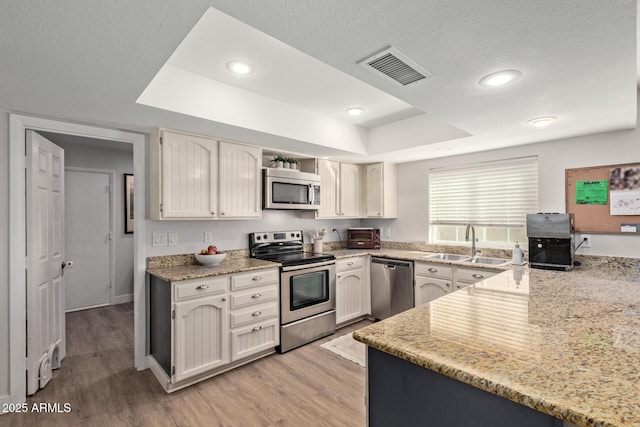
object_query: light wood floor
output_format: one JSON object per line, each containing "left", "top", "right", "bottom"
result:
{"left": 5, "top": 304, "right": 371, "bottom": 426}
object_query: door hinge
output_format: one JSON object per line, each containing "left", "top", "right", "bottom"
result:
{"left": 171, "top": 366, "right": 175, "bottom": 376}
{"left": 160, "top": 203, "right": 164, "bottom": 213}
{"left": 109, "top": 232, "right": 112, "bottom": 241}
{"left": 171, "top": 310, "right": 175, "bottom": 319}
{"left": 159, "top": 136, "right": 163, "bottom": 145}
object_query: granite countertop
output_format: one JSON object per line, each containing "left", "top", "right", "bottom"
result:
{"left": 353, "top": 266, "right": 640, "bottom": 427}
{"left": 147, "top": 257, "right": 281, "bottom": 282}
{"left": 328, "top": 248, "right": 512, "bottom": 271}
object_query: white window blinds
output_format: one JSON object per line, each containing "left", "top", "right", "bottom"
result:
{"left": 429, "top": 156, "right": 538, "bottom": 228}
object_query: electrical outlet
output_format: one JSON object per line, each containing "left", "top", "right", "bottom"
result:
{"left": 168, "top": 232, "right": 178, "bottom": 246}
{"left": 204, "top": 231, "right": 213, "bottom": 243}
{"left": 152, "top": 232, "right": 168, "bottom": 247}
{"left": 581, "top": 234, "right": 591, "bottom": 248}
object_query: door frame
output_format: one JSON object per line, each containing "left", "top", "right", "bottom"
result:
{"left": 64, "top": 167, "right": 116, "bottom": 311}
{"left": 9, "top": 114, "right": 146, "bottom": 403}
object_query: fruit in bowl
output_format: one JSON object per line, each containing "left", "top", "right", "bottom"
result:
{"left": 195, "top": 245, "right": 227, "bottom": 266}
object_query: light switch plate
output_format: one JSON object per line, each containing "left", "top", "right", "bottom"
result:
{"left": 204, "top": 231, "right": 213, "bottom": 243}
{"left": 152, "top": 232, "right": 168, "bottom": 247}
{"left": 168, "top": 232, "right": 178, "bottom": 246}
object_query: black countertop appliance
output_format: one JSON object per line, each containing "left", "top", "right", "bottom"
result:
{"left": 526, "top": 213, "right": 575, "bottom": 271}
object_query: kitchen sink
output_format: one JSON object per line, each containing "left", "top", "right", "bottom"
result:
{"left": 462, "top": 256, "right": 511, "bottom": 266}
{"left": 423, "top": 253, "right": 471, "bottom": 261}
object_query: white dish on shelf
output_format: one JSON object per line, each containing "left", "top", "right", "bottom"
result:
{"left": 195, "top": 252, "right": 227, "bottom": 266}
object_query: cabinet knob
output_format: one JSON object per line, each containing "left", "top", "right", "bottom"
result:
{"left": 337, "top": 275, "right": 341, "bottom": 279}
{"left": 252, "top": 276, "right": 262, "bottom": 281}
{"left": 251, "top": 293, "right": 262, "bottom": 299}
{"left": 457, "top": 285, "right": 461, "bottom": 289}
{"left": 196, "top": 284, "right": 209, "bottom": 290}
{"left": 252, "top": 326, "right": 263, "bottom": 332}
{"left": 211, "top": 211, "right": 215, "bottom": 215}
{"left": 446, "top": 283, "right": 450, "bottom": 287}
{"left": 221, "top": 212, "right": 226, "bottom": 216}
{"left": 428, "top": 268, "right": 437, "bottom": 273}
{"left": 221, "top": 297, "right": 227, "bottom": 302}
{"left": 472, "top": 274, "right": 484, "bottom": 279}
{"left": 252, "top": 311, "right": 262, "bottom": 317}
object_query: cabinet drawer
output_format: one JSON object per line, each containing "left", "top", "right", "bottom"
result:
{"left": 456, "top": 267, "right": 499, "bottom": 284}
{"left": 231, "top": 302, "right": 279, "bottom": 328}
{"left": 336, "top": 256, "right": 365, "bottom": 272}
{"left": 174, "top": 276, "right": 228, "bottom": 301}
{"left": 231, "top": 285, "right": 279, "bottom": 309}
{"left": 231, "top": 269, "right": 279, "bottom": 291}
{"left": 415, "top": 262, "right": 453, "bottom": 280}
{"left": 230, "top": 319, "right": 279, "bottom": 362}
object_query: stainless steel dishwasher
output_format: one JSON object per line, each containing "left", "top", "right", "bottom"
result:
{"left": 370, "top": 258, "right": 414, "bottom": 320}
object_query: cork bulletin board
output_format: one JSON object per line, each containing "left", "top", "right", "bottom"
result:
{"left": 565, "top": 163, "right": 640, "bottom": 233}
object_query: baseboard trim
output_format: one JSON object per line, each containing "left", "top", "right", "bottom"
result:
{"left": 114, "top": 294, "right": 133, "bottom": 305}
{"left": 0, "top": 394, "right": 14, "bottom": 415}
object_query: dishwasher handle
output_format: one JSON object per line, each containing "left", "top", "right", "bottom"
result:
{"left": 371, "top": 258, "right": 412, "bottom": 269}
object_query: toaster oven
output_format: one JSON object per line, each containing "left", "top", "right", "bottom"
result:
{"left": 347, "top": 228, "right": 380, "bottom": 249}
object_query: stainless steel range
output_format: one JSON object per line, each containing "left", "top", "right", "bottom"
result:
{"left": 249, "top": 230, "right": 336, "bottom": 353}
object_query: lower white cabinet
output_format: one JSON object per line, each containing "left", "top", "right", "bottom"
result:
{"left": 336, "top": 257, "right": 369, "bottom": 324}
{"left": 414, "top": 261, "right": 500, "bottom": 306}
{"left": 149, "top": 267, "right": 279, "bottom": 392}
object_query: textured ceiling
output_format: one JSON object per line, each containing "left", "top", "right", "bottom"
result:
{"left": 1, "top": 1, "right": 637, "bottom": 162}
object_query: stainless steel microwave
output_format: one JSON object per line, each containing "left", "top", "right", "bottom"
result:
{"left": 262, "top": 168, "right": 321, "bottom": 210}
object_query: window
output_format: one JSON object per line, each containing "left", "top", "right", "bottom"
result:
{"left": 429, "top": 156, "right": 538, "bottom": 247}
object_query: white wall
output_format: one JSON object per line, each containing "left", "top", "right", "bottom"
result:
{"left": 145, "top": 210, "right": 359, "bottom": 256}
{"left": 0, "top": 112, "right": 9, "bottom": 398}
{"left": 394, "top": 124, "right": 640, "bottom": 258}
{"left": 56, "top": 141, "right": 134, "bottom": 299}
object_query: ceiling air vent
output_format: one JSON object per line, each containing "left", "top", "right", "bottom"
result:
{"left": 358, "top": 47, "right": 433, "bottom": 87}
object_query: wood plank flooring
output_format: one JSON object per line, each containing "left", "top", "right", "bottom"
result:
{"left": 4, "top": 304, "right": 370, "bottom": 426}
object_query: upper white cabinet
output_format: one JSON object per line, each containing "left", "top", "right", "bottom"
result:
{"left": 365, "top": 162, "right": 397, "bottom": 218}
{"left": 316, "top": 159, "right": 363, "bottom": 218}
{"left": 218, "top": 141, "right": 261, "bottom": 219}
{"left": 150, "top": 129, "right": 261, "bottom": 220}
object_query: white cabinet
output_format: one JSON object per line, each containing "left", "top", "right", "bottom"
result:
{"left": 414, "top": 262, "right": 453, "bottom": 306}
{"left": 454, "top": 267, "right": 499, "bottom": 290}
{"left": 174, "top": 294, "right": 229, "bottom": 382}
{"left": 365, "top": 162, "right": 397, "bottom": 218}
{"left": 336, "top": 257, "right": 369, "bottom": 324}
{"left": 340, "top": 163, "right": 362, "bottom": 218}
{"left": 316, "top": 159, "right": 362, "bottom": 218}
{"left": 317, "top": 159, "right": 340, "bottom": 218}
{"left": 150, "top": 129, "right": 261, "bottom": 220}
{"left": 148, "top": 267, "right": 279, "bottom": 392}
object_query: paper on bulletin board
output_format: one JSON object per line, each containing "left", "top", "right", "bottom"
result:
{"left": 610, "top": 166, "right": 640, "bottom": 215}
{"left": 575, "top": 180, "right": 608, "bottom": 205}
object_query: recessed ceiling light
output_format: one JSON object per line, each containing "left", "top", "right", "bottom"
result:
{"left": 226, "top": 61, "right": 253, "bottom": 75}
{"left": 479, "top": 70, "right": 522, "bottom": 87}
{"left": 527, "top": 116, "right": 557, "bottom": 128}
{"left": 345, "top": 107, "right": 365, "bottom": 116}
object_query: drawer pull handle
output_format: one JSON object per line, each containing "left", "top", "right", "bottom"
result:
{"left": 472, "top": 274, "right": 484, "bottom": 279}
{"left": 252, "top": 326, "right": 263, "bottom": 331}
{"left": 427, "top": 268, "right": 437, "bottom": 273}
{"left": 251, "top": 293, "right": 262, "bottom": 299}
{"left": 252, "top": 311, "right": 262, "bottom": 317}
{"left": 347, "top": 261, "right": 353, "bottom": 266}
{"left": 196, "top": 284, "right": 209, "bottom": 290}
{"left": 252, "top": 276, "right": 262, "bottom": 281}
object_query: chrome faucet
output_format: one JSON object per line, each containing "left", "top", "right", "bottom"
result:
{"left": 465, "top": 224, "right": 477, "bottom": 258}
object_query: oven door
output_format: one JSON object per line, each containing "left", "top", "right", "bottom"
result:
{"left": 280, "top": 261, "right": 335, "bottom": 325}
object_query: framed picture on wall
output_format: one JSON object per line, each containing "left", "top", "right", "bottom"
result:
{"left": 124, "top": 173, "right": 134, "bottom": 234}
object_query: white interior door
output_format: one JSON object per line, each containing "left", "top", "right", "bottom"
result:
{"left": 26, "top": 130, "right": 65, "bottom": 395}
{"left": 65, "top": 169, "right": 112, "bottom": 311}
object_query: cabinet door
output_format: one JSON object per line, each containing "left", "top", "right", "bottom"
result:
{"left": 161, "top": 131, "right": 217, "bottom": 218}
{"left": 173, "top": 295, "right": 229, "bottom": 382}
{"left": 218, "top": 141, "right": 261, "bottom": 218}
{"left": 317, "top": 159, "right": 340, "bottom": 218}
{"left": 336, "top": 268, "right": 366, "bottom": 324}
{"left": 365, "top": 163, "right": 383, "bottom": 217}
{"left": 414, "top": 276, "right": 451, "bottom": 306}
{"left": 340, "top": 163, "right": 362, "bottom": 217}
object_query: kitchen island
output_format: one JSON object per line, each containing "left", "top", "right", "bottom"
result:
{"left": 353, "top": 263, "right": 640, "bottom": 427}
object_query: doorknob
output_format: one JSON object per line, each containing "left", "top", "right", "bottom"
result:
{"left": 61, "top": 261, "right": 73, "bottom": 270}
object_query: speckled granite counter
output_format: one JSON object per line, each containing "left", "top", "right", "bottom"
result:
{"left": 146, "top": 257, "right": 280, "bottom": 282}
{"left": 353, "top": 265, "right": 640, "bottom": 427}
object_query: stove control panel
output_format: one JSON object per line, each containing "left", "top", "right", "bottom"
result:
{"left": 250, "top": 230, "right": 302, "bottom": 244}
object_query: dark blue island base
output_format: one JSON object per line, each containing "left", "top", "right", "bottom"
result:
{"left": 368, "top": 347, "right": 562, "bottom": 427}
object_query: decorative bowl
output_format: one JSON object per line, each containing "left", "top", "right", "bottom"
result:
{"left": 195, "top": 252, "right": 227, "bottom": 266}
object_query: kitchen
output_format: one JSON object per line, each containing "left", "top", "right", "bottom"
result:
{"left": 2, "top": 1, "right": 640, "bottom": 426}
